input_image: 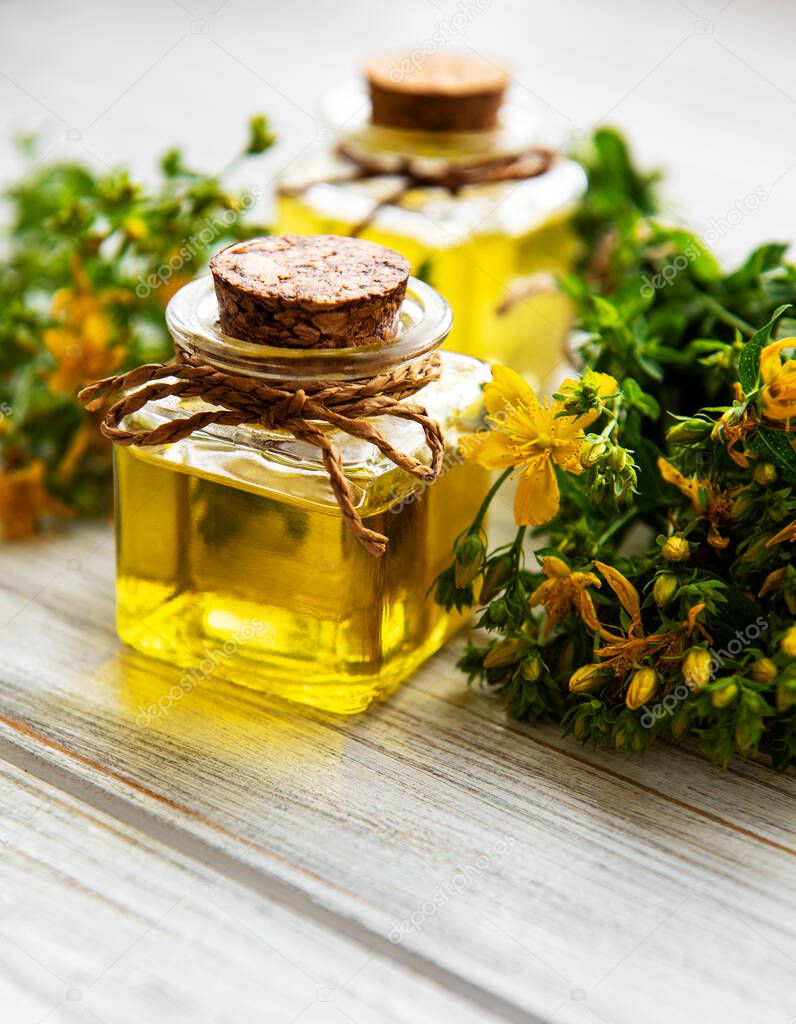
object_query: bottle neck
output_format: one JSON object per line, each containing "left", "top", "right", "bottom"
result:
{"left": 324, "top": 80, "right": 553, "bottom": 169}
{"left": 165, "top": 276, "right": 452, "bottom": 385}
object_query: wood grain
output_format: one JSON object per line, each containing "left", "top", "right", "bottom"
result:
{"left": 0, "top": 524, "right": 794, "bottom": 1024}
{"left": 0, "top": 758, "right": 503, "bottom": 1024}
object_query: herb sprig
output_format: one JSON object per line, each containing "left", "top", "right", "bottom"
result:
{"left": 436, "top": 129, "right": 796, "bottom": 770}
{"left": 0, "top": 116, "right": 272, "bottom": 534}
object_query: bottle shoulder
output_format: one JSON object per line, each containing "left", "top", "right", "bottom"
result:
{"left": 121, "top": 352, "right": 489, "bottom": 514}
{"left": 277, "top": 147, "right": 586, "bottom": 245}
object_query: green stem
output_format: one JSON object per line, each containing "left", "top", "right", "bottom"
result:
{"left": 595, "top": 508, "right": 637, "bottom": 550}
{"left": 701, "top": 295, "right": 755, "bottom": 338}
{"left": 600, "top": 416, "right": 619, "bottom": 439}
{"left": 472, "top": 466, "right": 513, "bottom": 530}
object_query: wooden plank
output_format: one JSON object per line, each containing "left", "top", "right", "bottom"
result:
{"left": 0, "top": 524, "right": 794, "bottom": 1024}
{"left": 0, "top": 757, "right": 502, "bottom": 1024}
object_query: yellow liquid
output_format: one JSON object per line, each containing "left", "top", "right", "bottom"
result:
{"left": 277, "top": 194, "right": 579, "bottom": 384}
{"left": 114, "top": 443, "right": 489, "bottom": 714}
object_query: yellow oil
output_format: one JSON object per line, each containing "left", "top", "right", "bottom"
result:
{"left": 114, "top": 443, "right": 489, "bottom": 714}
{"left": 277, "top": 193, "right": 579, "bottom": 384}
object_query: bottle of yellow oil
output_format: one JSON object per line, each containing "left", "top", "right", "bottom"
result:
{"left": 110, "top": 235, "right": 489, "bottom": 714}
{"left": 275, "top": 51, "right": 586, "bottom": 385}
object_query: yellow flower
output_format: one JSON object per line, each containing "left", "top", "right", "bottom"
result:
{"left": 529, "top": 556, "right": 601, "bottom": 637}
{"left": 43, "top": 259, "right": 130, "bottom": 396}
{"left": 587, "top": 563, "right": 708, "bottom": 679}
{"left": 44, "top": 297, "right": 121, "bottom": 395}
{"left": 711, "top": 400, "right": 757, "bottom": 469}
{"left": 460, "top": 366, "right": 616, "bottom": 526}
{"left": 0, "top": 460, "right": 69, "bottom": 540}
{"left": 760, "top": 338, "right": 796, "bottom": 422}
{"left": 657, "top": 458, "right": 735, "bottom": 549}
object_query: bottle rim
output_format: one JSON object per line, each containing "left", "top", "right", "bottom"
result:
{"left": 166, "top": 274, "right": 453, "bottom": 383}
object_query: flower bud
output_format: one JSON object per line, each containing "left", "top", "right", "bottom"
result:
{"left": 609, "top": 446, "right": 627, "bottom": 472}
{"left": 568, "top": 663, "right": 605, "bottom": 693}
{"left": 710, "top": 681, "right": 738, "bottom": 708}
{"left": 666, "top": 419, "right": 712, "bottom": 443}
{"left": 488, "top": 598, "right": 508, "bottom": 625}
{"left": 653, "top": 573, "right": 679, "bottom": 607}
{"left": 776, "top": 679, "right": 796, "bottom": 713}
{"left": 682, "top": 648, "right": 712, "bottom": 690}
{"left": 521, "top": 655, "right": 542, "bottom": 682}
{"left": 573, "top": 716, "right": 589, "bottom": 740}
{"left": 479, "top": 554, "right": 513, "bottom": 603}
{"left": 483, "top": 637, "right": 525, "bottom": 669}
{"left": 753, "top": 462, "right": 777, "bottom": 486}
{"left": 749, "top": 657, "right": 778, "bottom": 684}
{"left": 735, "top": 720, "right": 755, "bottom": 751}
{"left": 434, "top": 570, "right": 454, "bottom": 608}
{"left": 454, "top": 533, "right": 485, "bottom": 588}
{"left": 731, "top": 490, "right": 756, "bottom": 519}
{"left": 579, "top": 439, "right": 608, "bottom": 469}
{"left": 780, "top": 626, "right": 796, "bottom": 657}
{"left": 739, "top": 537, "right": 767, "bottom": 565}
{"left": 661, "top": 535, "right": 691, "bottom": 563}
{"left": 625, "top": 667, "right": 659, "bottom": 710}
{"left": 613, "top": 728, "right": 626, "bottom": 750}
{"left": 122, "top": 215, "right": 148, "bottom": 241}
{"left": 616, "top": 464, "right": 638, "bottom": 503}
{"left": 671, "top": 704, "right": 690, "bottom": 739}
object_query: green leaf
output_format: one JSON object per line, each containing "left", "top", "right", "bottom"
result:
{"left": 591, "top": 295, "right": 624, "bottom": 329}
{"left": 621, "top": 377, "right": 661, "bottom": 419}
{"left": 737, "top": 304, "right": 792, "bottom": 395}
{"left": 757, "top": 427, "right": 796, "bottom": 482}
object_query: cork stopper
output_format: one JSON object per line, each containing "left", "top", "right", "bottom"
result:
{"left": 209, "top": 235, "right": 411, "bottom": 348}
{"left": 365, "top": 51, "right": 509, "bottom": 133}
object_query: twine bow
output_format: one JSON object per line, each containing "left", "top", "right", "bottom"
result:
{"left": 78, "top": 350, "right": 445, "bottom": 556}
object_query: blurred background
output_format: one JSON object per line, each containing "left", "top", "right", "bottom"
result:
{"left": 1, "top": 0, "right": 794, "bottom": 259}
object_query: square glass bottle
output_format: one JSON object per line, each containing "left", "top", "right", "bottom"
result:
{"left": 111, "top": 237, "right": 490, "bottom": 714}
{"left": 276, "top": 52, "right": 586, "bottom": 384}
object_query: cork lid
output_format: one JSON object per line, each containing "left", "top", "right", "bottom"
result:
{"left": 209, "top": 235, "right": 411, "bottom": 349}
{"left": 365, "top": 51, "right": 510, "bottom": 132}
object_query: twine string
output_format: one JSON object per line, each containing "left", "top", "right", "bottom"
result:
{"left": 79, "top": 350, "right": 445, "bottom": 556}
{"left": 278, "top": 143, "right": 557, "bottom": 236}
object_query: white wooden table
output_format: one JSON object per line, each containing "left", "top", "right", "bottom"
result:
{"left": 0, "top": 520, "right": 793, "bottom": 1024}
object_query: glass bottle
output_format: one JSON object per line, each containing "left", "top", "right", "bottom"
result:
{"left": 275, "top": 52, "right": 586, "bottom": 385}
{"left": 113, "top": 255, "right": 489, "bottom": 714}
